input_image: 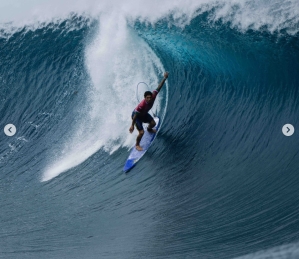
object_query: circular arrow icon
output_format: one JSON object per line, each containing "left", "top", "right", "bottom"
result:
{"left": 282, "top": 124, "right": 294, "bottom": 136}
{"left": 4, "top": 124, "right": 16, "bottom": 137}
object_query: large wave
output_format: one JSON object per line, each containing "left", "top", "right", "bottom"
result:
{"left": 0, "top": 1, "right": 299, "bottom": 258}
{"left": 42, "top": 13, "right": 167, "bottom": 181}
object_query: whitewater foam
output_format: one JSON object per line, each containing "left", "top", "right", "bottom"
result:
{"left": 234, "top": 241, "right": 299, "bottom": 259}
{"left": 0, "top": 0, "right": 298, "bottom": 35}
{"left": 3, "top": 0, "right": 295, "bottom": 180}
{"left": 41, "top": 13, "right": 166, "bottom": 181}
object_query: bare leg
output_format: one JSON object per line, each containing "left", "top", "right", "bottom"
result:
{"left": 136, "top": 129, "right": 144, "bottom": 151}
{"left": 147, "top": 120, "right": 157, "bottom": 133}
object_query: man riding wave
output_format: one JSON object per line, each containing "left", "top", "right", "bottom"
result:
{"left": 129, "top": 72, "right": 169, "bottom": 151}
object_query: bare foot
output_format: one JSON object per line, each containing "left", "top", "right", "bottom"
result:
{"left": 136, "top": 145, "right": 143, "bottom": 151}
{"left": 147, "top": 128, "right": 157, "bottom": 133}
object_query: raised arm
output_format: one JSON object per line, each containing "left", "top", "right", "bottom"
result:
{"left": 156, "top": 72, "right": 169, "bottom": 92}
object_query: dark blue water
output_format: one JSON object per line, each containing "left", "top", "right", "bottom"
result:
{"left": 0, "top": 11, "right": 299, "bottom": 259}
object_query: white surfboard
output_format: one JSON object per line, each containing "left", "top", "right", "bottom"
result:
{"left": 123, "top": 117, "right": 160, "bottom": 173}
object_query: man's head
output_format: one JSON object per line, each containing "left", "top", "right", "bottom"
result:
{"left": 144, "top": 91, "right": 153, "bottom": 103}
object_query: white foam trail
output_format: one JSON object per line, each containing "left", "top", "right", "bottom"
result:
{"left": 234, "top": 241, "right": 299, "bottom": 259}
{"left": 41, "top": 12, "right": 166, "bottom": 181}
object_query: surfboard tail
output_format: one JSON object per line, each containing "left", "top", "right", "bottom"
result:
{"left": 123, "top": 159, "right": 137, "bottom": 173}
{"left": 123, "top": 117, "right": 160, "bottom": 173}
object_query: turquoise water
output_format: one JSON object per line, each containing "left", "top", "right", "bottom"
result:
{"left": 0, "top": 2, "right": 299, "bottom": 258}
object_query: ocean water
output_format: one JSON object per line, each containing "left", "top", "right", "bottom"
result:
{"left": 0, "top": 1, "right": 299, "bottom": 258}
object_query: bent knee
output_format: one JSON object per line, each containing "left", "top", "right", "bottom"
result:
{"left": 151, "top": 120, "right": 156, "bottom": 127}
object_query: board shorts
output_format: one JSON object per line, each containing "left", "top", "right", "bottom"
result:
{"left": 131, "top": 111, "right": 154, "bottom": 131}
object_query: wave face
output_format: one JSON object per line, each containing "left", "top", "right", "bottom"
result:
{"left": 0, "top": 1, "right": 299, "bottom": 258}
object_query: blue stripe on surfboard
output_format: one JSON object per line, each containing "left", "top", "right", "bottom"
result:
{"left": 123, "top": 117, "right": 160, "bottom": 173}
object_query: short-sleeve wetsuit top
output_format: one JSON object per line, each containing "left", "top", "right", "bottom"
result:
{"left": 134, "top": 90, "right": 159, "bottom": 117}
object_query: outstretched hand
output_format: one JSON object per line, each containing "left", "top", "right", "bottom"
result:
{"left": 164, "top": 72, "right": 169, "bottom": 79}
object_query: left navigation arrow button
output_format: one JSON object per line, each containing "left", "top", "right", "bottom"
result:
{"left": 4, "top": 124, "right": 16, "bottom": 137}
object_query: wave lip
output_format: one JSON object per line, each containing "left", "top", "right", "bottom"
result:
{"left": 1, "top": 0, "right": 299, "bottom": 36}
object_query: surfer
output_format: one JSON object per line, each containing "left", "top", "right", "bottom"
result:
{"left": 129, "top": 72, "right": 169, "bottom": 151}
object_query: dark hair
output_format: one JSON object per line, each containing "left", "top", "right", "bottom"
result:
{"left": 144, "top": 91, "right": 152, "bottom": 98}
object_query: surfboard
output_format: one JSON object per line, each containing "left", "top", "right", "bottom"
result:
{"left": 123, "top": 117, "right": 160, "bottom": 173}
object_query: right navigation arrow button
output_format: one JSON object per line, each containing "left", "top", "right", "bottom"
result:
{"left": 282, "top": 124, "right": 294, "bottom": 136}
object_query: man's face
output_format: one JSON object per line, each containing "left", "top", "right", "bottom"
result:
{"left": 145, "top": 95, "right": 152, "bottom": 103}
